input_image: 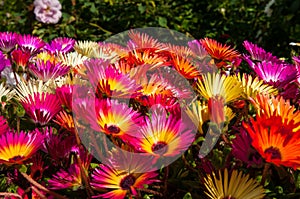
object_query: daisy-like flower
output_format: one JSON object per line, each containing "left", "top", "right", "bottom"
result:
{"left": 91, "top": 42, "right": 120, "bottom": 62}
{"left": 0, "top": 129, "right": 44, "bottom": 165}
{"left": 30, "top": 153, "right": 48, "bottom": 180}
{"left": 55, "top": 84, "right": 73, "bottom": 111}
{"left": 253, "top": 94, "right": 300, "bottom": 132}
{"left": 0, "top": 51, "right": 10, "bottom": 73}
{"left": 19, "top": 92, "right": 61, "bottom": 125}
{"left": 203, "top": 169, "right": 265, "bottom": 199}
{"left": 0, "top": 116, "right": 9, "bottom": 135}
{"left": 237, "top": 73, "right": 277, "bottom": 99}
{"left": 15, "top": 79, "right": 47, "bottom": 101}
{"left": 84, "top": 98, "right": 144, "bottom": 139}
{"left": 188, "top": 39, "right": 209, "bottom": 60}
{"left": 199, "top": 38, "right": 240, "bottom": 68}
{"left": 0, "top": 32, "right": 18, "bottom": 53}
{"left": 48, "top": 163, "right": 82, "bottom": 190}
{"left": 29, "top": 59, "right": 70, "bottom": 82}
{"left": 131, "top": 106, "right": 195, "bottom": 158}
{"left": 170, "top": 54, "right": 201, "bottom": 79}
{"left": 53, "top": 110, "right": 75, "bottom": 133}
{"left": 43, "top": 128, "right": 77, "bottom": 163}
{"left": 91, "top": 161, "right": 158, "bottom": 199}
{"left": 58, "top": 51, "right": 89, "bottom": 77}
{"left": 17, "top": 34, "right": 45, "bottom": 55}
{"left": 196, "top": 73, "right": 243, "bottom": 104}
{"left": 85, "top": 58, "right": 141, "bottom": 98}
{"left": 127, "top": 30, "right": 164, "bottom": 50}
{"left": 185, "top": 100, "right": 209, "bottom": 135}
{"left": 243, "top": 40, "right": 281, "bottom": 63}
{"left": 44, "top": 37, "right": 75, "bottom": 54}
{"left": 11, "top": 49, "right": 31, "bottom": 71}
{"left": 0, "top": 82, "right": 15, "bottom": 109}
{"left": 249, "top": 61, "right": 298, "bottom": 88}
{"left": 243, "top": 115, "right": 300, "bottom": 169}
{"left": 74, "top": 40, "right": 99, "bottom": 57}
{"left": 231, "top": 127, "right": 263, "bottom": 168}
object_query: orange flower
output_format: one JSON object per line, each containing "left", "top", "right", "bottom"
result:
{"left": 243, "top": 115, "right": 300, "bottom": 169}
{"left": 200, "top": 38, "right": 240, "bottom": 68}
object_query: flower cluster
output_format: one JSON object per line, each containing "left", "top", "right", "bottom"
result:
{"left": 0, "top": 30, "right": 299, "bottom": 198}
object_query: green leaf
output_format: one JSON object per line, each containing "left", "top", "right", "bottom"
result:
{"left": 158, "top": 16, "right": 168, "bottom": 27}
{"left": 183, "top": 192, "right": 192, "bottom": 199}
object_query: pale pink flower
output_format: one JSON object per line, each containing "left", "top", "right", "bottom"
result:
{"left": 33, "top": 0, "right": 62, "bottom": 24}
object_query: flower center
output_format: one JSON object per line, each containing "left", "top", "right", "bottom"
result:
{"left": 151, "top": 141, "right": 168, "bottom": 155}
{"left": 107, "top": 125, "right": 121, "bottom": 134}
{"left": 120, "top": 174, "right": 136, "bottom": 190}
{"left": 9, "top": 155, "right": 23, "bottom": 162}
{"left": 264, "top": 146, "right": 282, "bottom": 160}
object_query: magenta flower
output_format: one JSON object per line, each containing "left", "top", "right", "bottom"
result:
{"left": 0, "top": 51, "right": 10, "bottom": 73}
{"left": 243, "top": 40, "right": 282, "bottom": 64}
{"left": 0, "top": 129, "right": 44, "bottom": 165}
{"left": 231, "top": 127, "right": 263, "bottom": 168}
{"left": 43, "top": 128, "right": 77, "bottom": 163}
{"left": 29, "top": 59, "right": 70, "bottom": 82}
{"left": 45, "top": 37, "right": 76, "bottom": 54}
{"left": 56, "top": 84, "right": 73, "bottom": 111}
{"left": 0, "top": 32, "right": 18, "bottom": 53}
{"left": 91, "top": 162, "right": 158, "bottom": 199}
{"left": 20, "top": 92, "right": 62, "bottom": 126}
{"left": 33, "top": 0, "right": 62, "bottom": 24}
{"left": 48, "top": 163, "right": 83, "bottom": 190}
{"left": 85, "top": 58, "right": 142, "bottom": 98}
{"left": 17, "top": 34, "right": 45, "bottom": 55}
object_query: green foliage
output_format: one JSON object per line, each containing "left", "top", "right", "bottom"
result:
{"left": 0, "top": 0, "right": 299, "bottom": 57}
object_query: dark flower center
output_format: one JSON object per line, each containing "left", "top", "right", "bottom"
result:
{"left": 107, "top": 125, "right": 120, "bottom": 134}
{"left": 264, "top": 146, "right": 282, "bottom": 160}
{"left": 9, "top": 155, "right": 23, "bottom": 162}
{"left": 151, "top": 141, "right": 168, "bottom": 155}
{"left": 120, "top": 174, "right": 136, "bottom": 190}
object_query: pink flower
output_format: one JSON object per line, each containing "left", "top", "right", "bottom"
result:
{"left": 33, "top": 0, "right": 62, "bottom": 24}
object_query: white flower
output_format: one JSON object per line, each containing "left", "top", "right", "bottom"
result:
{"left": 33, "top": 0, "right": 62, "bottom": 24}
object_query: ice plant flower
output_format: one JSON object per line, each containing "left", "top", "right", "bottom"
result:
{"left": 196, "top": 72, "right": 243, "bottom": 104}
{"left": 199, "top": 38, "right": 240, "bottom": 68}
{"left": 131, "top": 106, "right": 195, "bottom": 159}
{"left": 33, "top": 0, "right": 62, "bottom": 24}
{"left": 55, "top": 84, "right": 73, "bottom": 111}
{"left": 85, "top": 58, "right": 141, "bottom": 98}
{"left": 29, "top": 59, "right": 70, "bottom": 82}
{"left": 0, "top": 129, "right": 44, "bottom": 165}
{"left": 11, "top": 49, "right": 31, "bottom": 71}
{"left": 231, "top": 127, "right": 263, "bottom": 168}
{"left": 91, "top": 162, "right": 158, "bottom": 199}
{"left": 243, "top": 115, "right": 300, "bottom": 169}
{"left": 203, "top": 169, "right": 265, "bottom": 199}
{"left": 53, "top": 110, "right": 75, "bottom": 133}
{"left": 48, "top": 163, "right": 82, "bottom": 190}
{"left": 170, "top": 54, "right": 201, "bottom": 79}
{"left": 45, "top": 37, "right": 76, "bottom": 54}
{"left": 237, "top": 73, "right": 277, "bottom": 99}
{"left": 253, "top": 94, "right": 300, "bottom": 132}
{"left": 0, "top": 51, "right": 10, "bottom": 73}
{"left": 243, "top": 40, "right": 282, "bottom": 63}
{"left": 17, "top": 34, "right": 45, "bottom": 55}
{"left": 84, "top": 98, "right": 144, "bottom": 139}
{"left": 19, "top": 92, "right": 62, "bottom": 126}
{"left": 0, "top": 32, "right": 18, "bottom": 53}
{"left": 74, "top": 40, "right": 99, "bottom": 57}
